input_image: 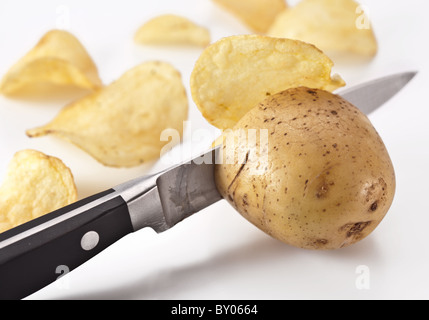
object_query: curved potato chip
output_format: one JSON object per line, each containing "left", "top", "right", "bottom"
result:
{"left": 190, "top": 35, "right": 345, "bottom": 129}
{"left": 268, "top": 0, "right": 378, "bottom": 57}
{"left": 0, "top": 30, "right": 103, "bottom": 97}
{"left": 0, "top": 150, "right": 77, "bottom": 234}
{"left": 213, "top": 0, "right": 287, "bottom": 33}
{"left": 134, "top": 14, "right": 210, "bottom": 47}
{"left": 27, "top": 61, "right": 189, "bottom": 168}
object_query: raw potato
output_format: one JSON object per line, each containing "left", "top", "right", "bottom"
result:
{"left": 215, "top": 87, "right": 395, "bottom": 250}
{"left": 212, "top": 0, "right": 287, "bottom": 33}
{"left": 268, "top": 0, "right": 378, "bottom": 57}
{"left": 135, "top": 14, "right": 210, "bottom": 47}
{"left": 191, "top": 35, "right": 345, "bottom": 130}
{"left": 0, "top": 30, "right": 102, "bottom": 96}
{"left": 26, "top": 61, "right": 188, "bottom": 168}
{"left": 0, "top": 150, "right": 77, "bottom": 233}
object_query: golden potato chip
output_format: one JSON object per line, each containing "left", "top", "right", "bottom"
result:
{"left": 26, "top": 61, "right": 188, "bottom": 168}
{"left": 212, "top": 0, "right": 287, "bottom": 33}
{"left": 0, "top": 30, "right": 103, "bottom": 97}
{"left": 190, "top": 35, "right": 345, "bottom": 129}
{"left": 134, "top": 14, "right": 210, "bottom": 47}
{"left": 0, "top": 150, "right": 77, "bottom": 233}
{"left": 268, "top": 0, "right": 378, "bottom": 57}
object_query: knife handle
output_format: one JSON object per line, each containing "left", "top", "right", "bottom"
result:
{"left": 0, "top": 189, "right": 133, "bottom": 300}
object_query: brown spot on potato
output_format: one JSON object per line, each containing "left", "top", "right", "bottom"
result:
{"left": 316, "top": 182, "right": 329, "bottom": 199}
{"left": 315, "top": 239, "right": 328, "bottom": 245}
{"left": 340, "top": 221, "right": 372, "bottom": 238}
{"left": 364, "top": 178, "right": 388, "bottom": 210}
{"left": 370, "top": 201, "right": 378, "bottom": 212}
{"left": 306, "top": 238, "right": 329, "bottom": 249}
{"left": 242, "top": 193, "right": 249, "bottom": 207}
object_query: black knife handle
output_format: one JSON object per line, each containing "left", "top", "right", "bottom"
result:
{"left": 0, "top": 189, "right": 133, "bottom": 300}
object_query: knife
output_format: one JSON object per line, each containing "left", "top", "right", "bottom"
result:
{"left": 0, "top": 71, "right": 417, "bottom": 300}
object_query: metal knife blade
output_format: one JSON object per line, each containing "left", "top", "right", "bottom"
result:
{"left": 338, "top": 71, "right": 417, "bottom": 115}
{"left": 156, "top": 147, "right": 222, "bottom": 228}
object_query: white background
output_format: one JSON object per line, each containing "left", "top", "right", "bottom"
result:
{"left": 0, "top": 0, "right": 428, "bottom": 300}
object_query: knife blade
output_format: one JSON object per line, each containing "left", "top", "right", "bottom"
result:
{"left": 0, "top": 71, "right": 416, "bottom": 300}
{"left": 338, "top": 71, "right": 417, "bottom": 115}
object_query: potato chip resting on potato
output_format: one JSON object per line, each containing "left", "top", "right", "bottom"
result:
{"left": 27, "top": 61, "right": 189, "bottom": 168}
{"left": 190, "top": 35, "right": 345, "bottom": 129}
{"left": 268, "top": 0, "right": 378, "bottom": 57}
{"left": 0, "top": 30, "right": 103, "bottom": 97}
{"left": 212, "top": 0, "right": 287, "bottom": 33}
{"left": 134, "top": 14, "right": 211, "bottom": 47}
{"left": 0, "top": 150, "right": 77, "bottom": 234}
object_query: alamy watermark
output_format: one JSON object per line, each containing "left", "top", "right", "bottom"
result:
{"left": 159, "top": 122, "right": 269, "bottom": 175}
{"left": 356, "top": 5, "right": 371, "bottom": 30}
{"left": 56, "top": 5, "right": 71, "bottom": 30}
{"left": 355, "top": 265, "right": 371, "bottom": 290}
{"left": 55, "top": 264, "right": 70, "bottom": 290}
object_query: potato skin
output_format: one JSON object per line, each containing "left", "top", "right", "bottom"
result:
{"left": 215, "top": 87, "right": 395, "bottom": 250}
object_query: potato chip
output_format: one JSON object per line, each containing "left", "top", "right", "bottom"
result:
{"left": 190, "top": 35, "right": 345, "bottom": 129}
{"left": 134, "top": 14, "right": 210, "bottom": 47}
{"left": 0, "top": 150, "right": 77, "bottom": 233}
{"left": 0, "top": 30, "right": 103, "bottom": 97}
{"left": 26, "top": 61, "right": 188, "bottom": 168}
{"left": 268, "top": 0, "right": 378, "bottom": 57}
{"left": 213, "top": 0, "right": 287, "bottom": 33}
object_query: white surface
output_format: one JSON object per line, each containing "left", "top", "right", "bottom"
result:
{"left": 0, "top": 0, "right": 428, "bottom": 300}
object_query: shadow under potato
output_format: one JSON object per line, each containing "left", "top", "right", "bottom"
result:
{"left": 59, "top": 232, "right": 381, "bottom": 300}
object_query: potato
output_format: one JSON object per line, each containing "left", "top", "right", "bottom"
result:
{"left": 215, "top": 87, "right": 395, "bottom": 250}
